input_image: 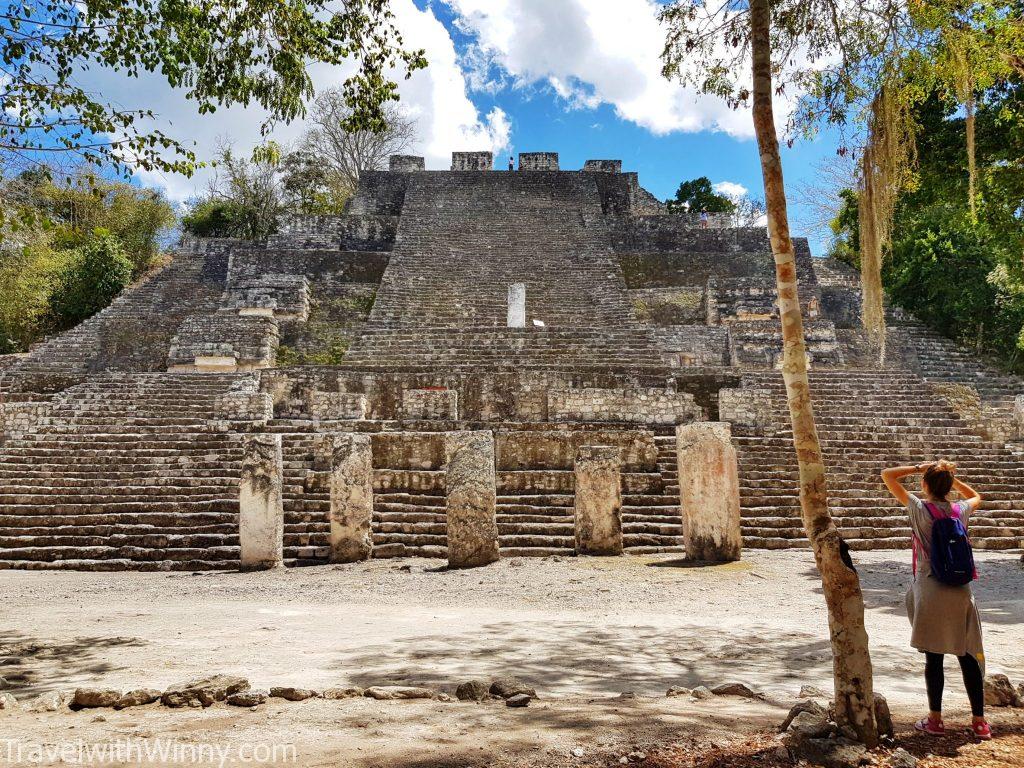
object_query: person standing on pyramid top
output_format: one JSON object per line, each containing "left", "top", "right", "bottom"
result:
{"left": 508, "top": 155, "right": 514, "bottom": 171}
{"left": 881, "top": 459, "right": 991, "bottom": 741}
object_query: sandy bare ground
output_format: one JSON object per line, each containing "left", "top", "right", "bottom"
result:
{"left": 0, "top": 551, "right": 1022, "bottom": 766}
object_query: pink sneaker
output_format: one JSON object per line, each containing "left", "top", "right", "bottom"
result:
{"left": 915, "top": 717, "right": 945, "bottom": 736}
{"left": 971, "top": 721, "right": 992, "bottom": 740}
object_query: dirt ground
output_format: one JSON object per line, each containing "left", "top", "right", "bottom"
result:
{"left": 1, "top": 550, "right": 1022, "bottom": 767}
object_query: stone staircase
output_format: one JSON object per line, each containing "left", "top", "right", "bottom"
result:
{"left": 0, "top": 251, "right": 224, "bottom": 394}
{"left": 342, "top": 172, "right": 665, "bottom": 372}
{"left": 0, "top": 373, "right": 266, "bottom": 570}
{"left": 265, "top": 422, "right": 687, "bottom": 565}
{"left": 734, "top": 370, "right": 1024, "bottom": 551}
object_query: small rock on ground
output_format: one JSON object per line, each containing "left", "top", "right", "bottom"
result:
{"left": 873, "top": 693, "right": 894, "bottom": 738}
{"left": 506, "top": 693, "right": 531, "bottom": 708}
{"left": 227, "top": 690, "right": 269, "bottom": 707}
{"left": 690, "top": 686, "right": 714, "bottom": 700}
{"left": 889, "top": 747, "right": 918, "bottom": 768}
{"left": 795, "top": 736, "right": 867, "bottom": 768}
{"left": 114, "top": 689, "right": 161, "bottom": 710}
{"left": 711, "top": 682, "right": 758, "bottom": 698}
{"left": 666, "top": 686, "right": 691, "bottom": 697}
{"left": 363, "top": 686, "right": 434, "bottom": 700}
{"left": 984, "top": 674, "right": 1022, "bottom": 707}
{"left": 456, "top": 680, "right": 491, "bottom": 702}
{"left": 72, "top": 688, "right": 122, "bottom": 709}
{"left": 269, "top": 687, "right": 318, "bottom": 702}
{"left": 161, "top": 675, "right": 249, "bottom": 708}
{"left": 0, "top": 692, "right": 17, "bottom": 711}
{"left": 490, "top": 677, "right": 537, "bottom": 699}
{"left": 799, "top": 684, "right": 828, "bottom": 699}
{"left": 322, "top": 687, "right": 363, "bottom": 700}
{"left": 28, "top": 691, "right": 72, "bottom": 713}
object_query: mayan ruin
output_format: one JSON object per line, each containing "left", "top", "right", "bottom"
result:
{"left": 1, "top": 152, "right": 1021, "bottom": 571}
{"left": 3, "top": 1, "right": 1024, "bottom": 765}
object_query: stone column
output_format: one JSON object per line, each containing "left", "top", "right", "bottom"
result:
{"left": 239, "top": 434, "right": 284, "bottom": 571}
{"left": 507, "top": 283, "right": 526, "bottom": 328}
{"left": 1014, "top": 395, "right": 1024, "bottom": 440}
{"left": 444, "top": 431, "right": 499, "bottom": 568}
{"left": 326, "top": 433, "right": 374, "bottom": 563}
{"left": 573, "top": 446, "right": 623, "bottom": 555}
{"left": 675, "top": 422, "right": 741, "bottom": 562}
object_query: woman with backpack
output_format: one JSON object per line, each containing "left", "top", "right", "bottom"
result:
{"left": 881, "top": 459, "right": 991, "bottom": 740}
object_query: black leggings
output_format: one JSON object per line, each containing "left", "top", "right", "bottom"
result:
{"left": 925, "top": 652, "right": 985, "bottom": 717}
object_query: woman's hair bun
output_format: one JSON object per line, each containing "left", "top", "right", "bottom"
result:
{"left": 933, "top": 459, "right": 957, "bottom": 474}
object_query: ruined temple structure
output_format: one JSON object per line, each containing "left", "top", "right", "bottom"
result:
{"left": 1, "top": 151, "right": 1022, "bottom": 570}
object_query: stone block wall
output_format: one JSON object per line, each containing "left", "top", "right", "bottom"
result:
{"left": 168, "top": 313, "right": 279, "bottom": 371}
{"left": 0, "top": 400, "right": 53, "bottom": 443}
{"left": 451, "top": 151, "right": 493, "bottom": 171}
{"left": 308, "top": 391, "right": 369, "bottom": 420}
{"left": 548, "top": 387, "right": 703, "bottom": 425}
{"left": 389, "top": 155, "right": 425, "bottom": 172}
{"left": 495, "top": 427, "right": 657, "bottom": 472}
{"left": 583, "top": 159, "right": 622, "bottom": 173}
{"left": 399, "top": 388, "right": 459, "bottom": 420}
{"left": 224, "top": 275, "right": 310, "bottom": 320}
{"left": 630, "top": 287, "right": 705, "bottom": 325}
{"left": 519, "top": 152, "right": 559, "bottom": 171}
{"left": 649, "top": 326, "right": 730, "bottom": 367}
{"left": 718, "top": 388, "right": 773, "bottom": 432}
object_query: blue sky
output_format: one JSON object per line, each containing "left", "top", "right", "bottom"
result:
{"left": 102, "top": 0, "right": 845, "bottom": 253}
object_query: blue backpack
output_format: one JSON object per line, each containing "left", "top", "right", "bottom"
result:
{"left": 922, "top": 502, "right": 976, "bottom": 586}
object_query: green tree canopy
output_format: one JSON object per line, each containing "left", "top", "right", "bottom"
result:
{"left": 0, "top": 1, "right": 427, "bottom": 176}
{"left": 665, "top": 177, "right": 736, "bottom": 214}
{"left": 48, "top": 231, "right": 134, "bottom": 330}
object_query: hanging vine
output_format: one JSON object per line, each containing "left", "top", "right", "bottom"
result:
{"left": 857, "top": 84, "right": 917, "bottom": 362}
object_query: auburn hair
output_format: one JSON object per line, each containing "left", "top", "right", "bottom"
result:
{"left": 924, "top": 460, "right": 956, "bottom": 501}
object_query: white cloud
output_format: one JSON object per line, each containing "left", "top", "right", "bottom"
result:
{"left": 713, "top": 181, "right": 748, "bottom": 200}
{"left": 86, "top": 0, "right": 510, "bottom": 201}
{"left": 443, "top": 0, "right": 791, "bottom": 139}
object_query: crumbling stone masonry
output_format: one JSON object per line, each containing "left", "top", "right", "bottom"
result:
{"left": 573, "top": 446, "right": 624, "bottom": 556}
{"left": 240, "top": 434, "right": 284, "bottom": 571}
{"left": 0, "top": 150, "right": 1021, "bottom": 571}
{"left": 676, "top": 423, "right": 742, "bottom": 562}
{"left": 326, "top": 433, "right": 374, "bottom": 563}
{"left": 444, "top": 431, "right": 500, "bottom": 569}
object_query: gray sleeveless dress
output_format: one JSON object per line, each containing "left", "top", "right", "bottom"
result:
{"left": 904, "top": 494, "right": 985, "bottom": 669}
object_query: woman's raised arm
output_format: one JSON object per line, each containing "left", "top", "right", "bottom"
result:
{"left": 881, "top": 463, "right": 931, "bottom": 506}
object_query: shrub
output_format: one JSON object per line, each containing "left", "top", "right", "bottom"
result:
{"left": 48, "top": 231, "right": 133, "bottom": 330}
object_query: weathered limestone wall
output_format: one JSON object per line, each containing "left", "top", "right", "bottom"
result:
{"left": 519, "top": 152, "right": 559, "bottom": 171}
{"left": 507, "top": 283, "right": 527, "bottom": 328}
{"left": 399, "top": 389, "right": 459, "bottom": 421}
{"left": 307, "top": 391, "right": 369, "bottom": 421}
{"left": 676, "top": 422, "right": 741, "bottom": 562}
{"left": 325, "top": 433, "right": 374, "bottom": 563}
{"left": 573, "top": 446, "right": 623, "bottom": 555}
{"left": 649, "top": 327, "right": 730, "bottom": 368}
{"left": 239, "top": 434, "right": 284, "bottom": 571}
{"left": 444, "top": 431, "right": 499, "bottom": 568}
{"left": 583, "top": 159, "right": 622, "bottom": 173}
{"left": 496, "top": 428, "right": 656, "bottom": 471}
{"left": 451, "top": 152, "right": 493, "bottom": 171}
{"left": 548, "top": 387, "right": 702, "bottom": 425}
{"left": 718, "top": 388, "right": 773, "bottom": 433}
{"left": 0, "top": 400, "right": 53, "bottom": 444}
{"left": 630, "top": 287, "right": 705, "bottom": 325}
{"left": 389, "top": 155, "right": 425, "bottom": 172}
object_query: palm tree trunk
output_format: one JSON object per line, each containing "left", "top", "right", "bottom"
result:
{"left": 749, "top": 0, "right": 878, "bottom": 746}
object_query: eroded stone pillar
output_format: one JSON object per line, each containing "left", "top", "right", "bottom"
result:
{"left": 574, "top": 446, "right": 623, "bottom": 556}
{"left": 507, "top": 283, "right": 526, "bottom": 328}
{"left": 326, "top": 433, "right": 374, "bottom": 563}
{"left": 676, "top": 422, "right": 741, "bottom": 562}
{"left": 444, "top": 431, "right": 499, "bottom": 568}
{"left": 239, "top": 434, "right": 284, "bottom": 571}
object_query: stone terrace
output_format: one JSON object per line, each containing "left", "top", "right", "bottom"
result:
{"left": 0, "top": 150, "right": 1020, "bottom": 570}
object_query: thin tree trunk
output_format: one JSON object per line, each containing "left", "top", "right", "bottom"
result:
{"left": 966, "top": 96, "right": 977, "bottom": 222}
{"left": 749, "top": 0, "right": 878, "bottom": 746}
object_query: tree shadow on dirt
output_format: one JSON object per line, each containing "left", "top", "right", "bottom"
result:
{"left": 329, "top": 619, "right": 916, "bottom": 698}
{"left": 0, "top": 631, "right": 145, "bottom": 696}
{"left": 801, "top": 553, "right": 1024, "bottom": 626}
